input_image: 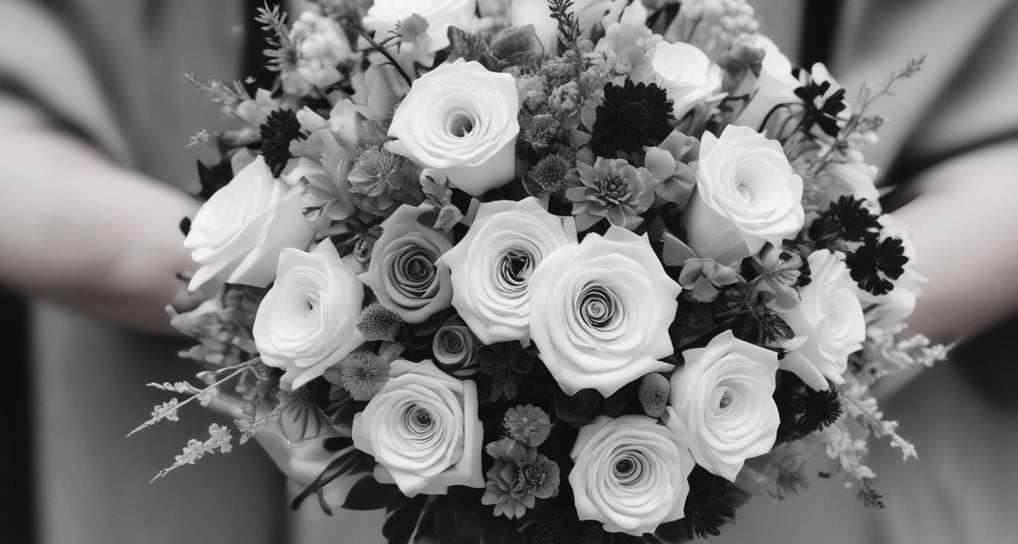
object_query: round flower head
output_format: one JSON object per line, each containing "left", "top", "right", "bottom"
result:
{"left": 358, "top": 205, "right": 453, "bottom": 323}
{"left": 570, "top": 415, "right": 693, "bottom": 535}
{"left": 386, "top": 60, "right": 519, "bottom": 196}
{"left": 432, "top": 315, "right": 481, "bottom": 377}
{"left": 253, "top": 242, "right": 365, "bottom": 390}
{"left": 184, "top": 156, "right": 314, "bottom": 291}
{"left": 668, "top": 330, "right": 780, "bottom": 481}
{"left": 529, "top": 226, "right": 681, "bottom": 397}
{"left": 591, "top": 79, "right": 675, "bottom": 158}
{"left": 438, "top": 197, "right": 577, "bottom": 344}
{"left": 682, "top": 124, "right": 804, "bottom": 266}
{"left": 566, "top": 158, "right": 655, "bottom": 231}
{"left": 351, "top": 360, "right": 484, "bottom": 496}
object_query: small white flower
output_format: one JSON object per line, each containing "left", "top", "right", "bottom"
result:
{"left": 529, "top": 227, "right": 681, "bottom": 396}
{"left": 682, "top": 125, "right": 804, "bottom": 266}
{"left": 668, "top": 330, "right": 780, "bottom": 481}
{"left": 438, "top": 198, "right": 577, "bottom": 344}
{"left": 570, "top": 415, "right": 693, "bottom": 535}
{"left": 352, "top": 360, "right": 484, "bottom": 496}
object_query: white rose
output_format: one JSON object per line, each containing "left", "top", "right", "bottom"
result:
{"left": 386, "top": 60, "right": 519, "bottom": 197}
{"left": 668, "top": 330, "right": 780, "bottom": 481}
{"left": 351, "top": 360, "right": 484, "bottom": 496}
{"left": 650, "top": 41, "right": 723, "bottom": 119}
{"left": 732, "top": 36, "right": 800, "bottom": 131}
{"left": 438, "top": 197, "right": 577, "bottom": 344}
{"left": 184, "top": 156, "right": 315, "bottom": 292}
{"left": 512, "top": 0, "right": 629, "bottom": 53}
{"left": 529, "top": 226, "right": 681, "bottom": 397}
{"left": 363, "top": 0, "right": 477, "bottom": 53}
{"left": 779, "top": 249, "right": 865, "bottom": 390}
{"left": 253, "top": 242, "right": 365, "bottom": 390}
{"left": 570, "top": 415, "right": 693, "bottom": 536}
{"left": 682, "top": 124, "right": 804, "bottom": 266}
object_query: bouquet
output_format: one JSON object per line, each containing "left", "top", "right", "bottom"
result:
{"left": 133, "top": 0, "right": 947, "bottom": 541}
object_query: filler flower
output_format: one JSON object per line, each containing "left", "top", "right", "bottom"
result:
{"left": 668, "top": 330, "right": 780, "bottom": 481}
{"left": 439, "top": 198, "right": 577, "bottom": 344}
{"left": 529, "top": 227, "right": 681, "bottom": 396}
{"left": 386, "top": 60, "right": 519, "bottom": 196}
{"left": 359, "top": 205, "right": 453, "bottom": 323}
{"left": 339, "top": 351, "right": 392, "bottom": 401}
{"left": 503, "top": 404, "right": 552, "bottom": 447}
{"left": 482, "top": 452, "right": 560, "bottom": 519}
{"left": 352, "top": 360, "right": 484, "bottom": 496}
{"left": 591, "top": 79, "right": 675, "bottom": 157}
{"left": 570, "top": 415, "right": 694, "bottom": 535}
{"left": 566, "top": 157, "right": 655, "bottom": 231}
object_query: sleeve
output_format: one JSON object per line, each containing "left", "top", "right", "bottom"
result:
{"left": 0, "top": 0, "right": 128, "bottom": 162}
{"left": 832, "top": 0, "right": 1018, "bottom": 187}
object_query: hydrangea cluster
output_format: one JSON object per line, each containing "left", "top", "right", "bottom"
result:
{"left": 138, "top": 1, "right": 942, "bottom": 542}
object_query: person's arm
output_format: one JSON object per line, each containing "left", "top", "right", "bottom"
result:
{"left": 0, "top": 100, "right": 198, "bottom": 334}
{"left": 892, "top": 140, "right": 1018, "bottom": 345}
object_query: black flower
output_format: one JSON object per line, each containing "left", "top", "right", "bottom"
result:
{"left": 846, "top": 236, "right": 908, "bottom": 296}
{"left": 590, "top": 79, "right": 675, "bottom": 157}
{"left": 259, "top": 108, "right": 304, "bottom": 177}
{"left": 809, "top": 195, "right": 882, "bottom": 245}
{"left": 793, "top": 68, "right": 848, "bottom": 138}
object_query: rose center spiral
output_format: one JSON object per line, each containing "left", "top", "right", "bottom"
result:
{"left": 496, "top": 248, "right": 535, "bottom": 293}
{"left": 612, "top": 452, "right": 646, "bottom": 486}
{"left": 447, "top": 112, "right": 475, "bottom": 137}
{"left": 577, "top": 285, "right": 622, "bottom": 329}
{"left": 405, "top": 405, "right": 435, "bottom": 436}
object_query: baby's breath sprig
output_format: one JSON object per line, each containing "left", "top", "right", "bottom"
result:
{"left": 151, "top": 423, "right": 235, "bottom": 482}
{"left": 127, "top": 358, "right": 259, "bottom": 438}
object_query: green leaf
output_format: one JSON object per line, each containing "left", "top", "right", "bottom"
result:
{"left": 383, "top": 495, "right": 428, "bottom": 544}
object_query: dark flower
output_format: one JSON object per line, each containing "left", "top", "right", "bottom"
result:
{"left": 846, "top": 236, "right": 908, "bottom": 296}
{"left": 591, "top": 79, "right": 675, "bottom": 157}
{"left": 481, "top": 454, "right": 560, "bottom": 519}
{"left": 793, "top": 68, "right": 848, "bottom": 138}
{"left": 809, "top": 195, "right": 882, "bottom": 245}
{"left": 259, "top": 108, "right": 304, "bottom": 177}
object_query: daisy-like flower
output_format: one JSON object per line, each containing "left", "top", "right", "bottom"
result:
{"left": 565, "top": 157, "right": 655, "bottom": 230}
{"left": 503, "top": 405, "right": 552, "bottom": 447}
{"left": 339, "top": 351, "right": 392, "bottom": 401}
{"left": 590, "top": 79, "right": 675, "bottom": 157}
{"left": 526, "top": 152, "right": 577, "bottom": 196}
